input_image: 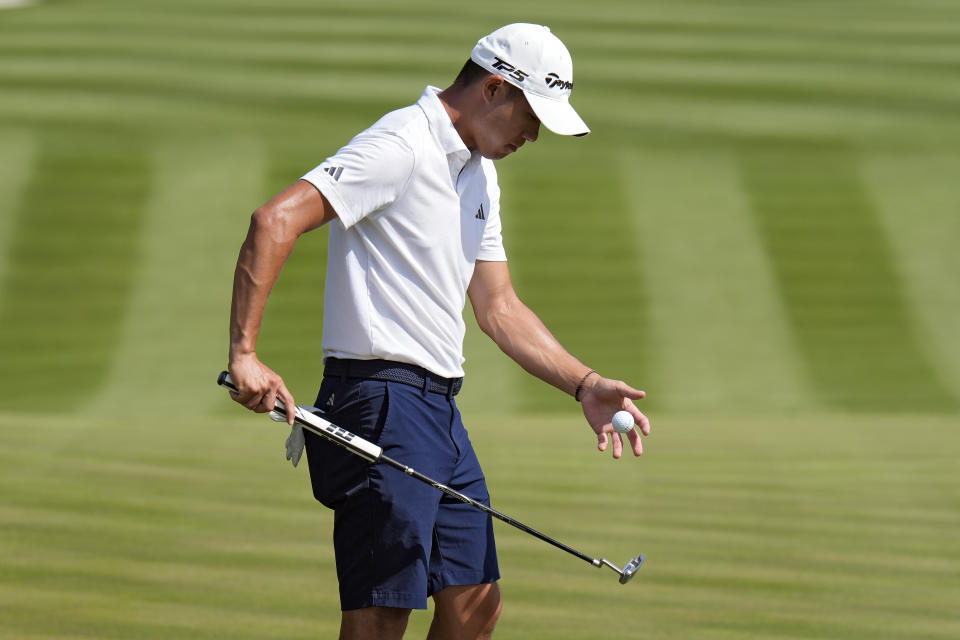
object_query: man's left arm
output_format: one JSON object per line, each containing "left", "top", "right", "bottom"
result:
{"left": 467, "top": 260, "right": 651, "bottom": 458}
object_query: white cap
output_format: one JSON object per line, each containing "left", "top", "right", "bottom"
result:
{"left": 470, "top": 23, "right": 590, "bottom": 137}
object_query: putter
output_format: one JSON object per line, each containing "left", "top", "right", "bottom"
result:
{"left": 218, "top": 371, "right": 645, "bottom": 584}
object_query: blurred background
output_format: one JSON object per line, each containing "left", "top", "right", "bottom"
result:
{"left": 1, "top": 0, "right": 957, "bottom": 638}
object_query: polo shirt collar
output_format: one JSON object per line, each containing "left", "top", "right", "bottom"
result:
{"left": 418, "top": 86, "right": 472, "bottom": 167}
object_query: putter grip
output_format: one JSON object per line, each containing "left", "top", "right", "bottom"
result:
{"left": 216, "top": 370, "right": 383, "bottom": 463}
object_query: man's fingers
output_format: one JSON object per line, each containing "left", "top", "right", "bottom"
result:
{"left": 628, "top": 427, "right": 644, "bottom": 457}
{"left": 598, "top": 428, "right": 627, "bottom": 459}
{"left": 623, "top": 406, "right": 651, "bottom": 437}
{"left": 259, "top": 388, "right": 278, "bottom": 414}
{"left": 242, "top": 391, "right": 263, "bottom": 410}
{"left": 637, "top": 412, "right": 651, "bottom": 437}
{"left": 617, "top": 380, "right": 646, "bottom": 400}
{"left": 611, "top": 431, "right": 623, "bottom": 459}
{"left": 278, "top": 384, "right": 297, "bottom": 426}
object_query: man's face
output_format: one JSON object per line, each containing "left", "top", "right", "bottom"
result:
{"left": 473, "top": 82, "right": 541, "bottom": 160}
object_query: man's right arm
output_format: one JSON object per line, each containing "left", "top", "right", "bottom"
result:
{"left": 228, "top": 180, "right": 338, "bottom": 424}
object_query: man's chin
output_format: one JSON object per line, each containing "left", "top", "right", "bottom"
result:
{"left": 481, "top": 147, "right": 514, "bottom": 160}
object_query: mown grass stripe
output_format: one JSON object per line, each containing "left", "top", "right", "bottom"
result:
{"left": 0, "top": 129, "right": 36, "bottom": 311}
{"left": 0, "top": 57, "right": 439, "bottom": 97}
{"left": 621, "top": 148, "right": 814, "bottom": 412}
{"left": 0, "top": 134, "right": 149, "bottom": 410}
{"left": 84, "top": 136, "right": 265, "bottom": 415}
{"left": 3, "top": 16, "right": 958, "bottom": 61}
{"left": 738, "top": 144, "right": 957, "bottom": 411}
{"left": 4, "top": 0, "right": 959, "bottom": 44}
{"left": 581, "top": 56, "right": 960, "bottom": 107}
{"left": 0, "top": 41, "right": 464, "bottom": 76}
{"left": 578, "top": 29, "right": 960, "bottom": 66}
{"left": 4, "top": 42, "right": 958, "bottom": 107}
{"left": 0, "top": 585, "right": 332, "bottom": 640}
{"left": 861, "top": 153, "right": 960, "bottom": 404}
{"left": 0, "top": 8, "right": 484, "bottom": 41}
{"left": 4, "top": 20, "right": 959, "bottom": 71}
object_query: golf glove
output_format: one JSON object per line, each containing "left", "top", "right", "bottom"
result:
{"left": 285, "top": 424, "right": 305, "bottom": 467}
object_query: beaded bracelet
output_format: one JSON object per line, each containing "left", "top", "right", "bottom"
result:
{"left": 574, "top": 370, "right": 597, "bottom": 402}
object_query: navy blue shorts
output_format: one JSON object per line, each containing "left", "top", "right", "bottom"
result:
{"left": 303, "top": 375, "right": 500, "bottom": 610}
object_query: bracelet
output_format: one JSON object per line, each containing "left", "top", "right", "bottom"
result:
{"left": 574, "top": 370, "right": 597, "bottom": 402}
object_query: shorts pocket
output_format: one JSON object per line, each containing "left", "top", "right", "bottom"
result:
{"left": 305, "top": 379, "right": 389, "bottom": 509}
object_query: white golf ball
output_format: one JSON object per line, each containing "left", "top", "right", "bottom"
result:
{"left": 612, "top": 410, "right": 634, "bottom": 433}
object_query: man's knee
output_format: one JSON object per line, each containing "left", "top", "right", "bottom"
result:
{"left": 478, "top": 584, "right": 503, "bottom": 634}
{"left": 340, "top": 606, "right": 411, "bottom": 640}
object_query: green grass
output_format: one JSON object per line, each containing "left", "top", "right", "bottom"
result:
{"left": 1, "top": 0, "right": 959, "bottom": 637}
{"left": 1, "top": 412, "right": 957, "bottom": 639}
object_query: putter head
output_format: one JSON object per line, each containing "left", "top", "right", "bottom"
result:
{"left": 618, "top": 554, "right": 645, "bottom": 584}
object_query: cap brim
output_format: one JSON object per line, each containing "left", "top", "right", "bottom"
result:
{"left": 524, "top": 91, "right": 590, "bottom": 137}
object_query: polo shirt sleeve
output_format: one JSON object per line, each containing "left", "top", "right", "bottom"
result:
{"left": 477, "top": 161, "right": 507, "bottom": 262}
{"left": 301, "top": 131, "right": 415, "bottom": 229}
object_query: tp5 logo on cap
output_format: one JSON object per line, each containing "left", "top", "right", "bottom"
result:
{"left": 470, "top": 22, "right": 590, "bottom": 136}
{"left": 490, "top": 57, "right": 531, "bottom": 84}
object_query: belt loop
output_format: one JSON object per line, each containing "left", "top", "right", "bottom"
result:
{"left": 422, "top": 372, "right": 430, "bottom": 396}
{"left": 445, "top": 380, "right": 454, "bottom": 400}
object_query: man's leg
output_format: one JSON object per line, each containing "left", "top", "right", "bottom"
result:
{"left": 428, "top": 583, "right": 502, "bottom": 640}
{"left": 340, "top": 607, "right": 411, "bottom": 640}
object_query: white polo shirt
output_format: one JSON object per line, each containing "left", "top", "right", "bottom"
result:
{"left": 301, "top": 86, "right": 507, "bottom": 379}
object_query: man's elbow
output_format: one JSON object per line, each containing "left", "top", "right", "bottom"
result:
{"left": 475, "top": 311, "right": 497, "bottom": 339}
{"left": 250, "top": 204, "right": 298, "bottom": 245}
{"left": 475, "top": 296, "right": 518, "bottom": 341}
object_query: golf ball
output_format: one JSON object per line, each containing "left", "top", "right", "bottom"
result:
{"left": 612, "top": 410, "right": 634, "bottom": 433}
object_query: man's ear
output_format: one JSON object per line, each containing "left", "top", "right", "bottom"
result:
{"left": 480, "top": 74, "right": 508, "bottom": 104}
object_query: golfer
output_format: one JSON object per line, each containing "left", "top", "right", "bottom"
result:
{"left": 227, "top": 23, "right": 651, "bottom": 640}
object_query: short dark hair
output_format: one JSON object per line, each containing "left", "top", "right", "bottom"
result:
{"left": 453, "top": 59, "right": 524, "bottom": 98}
{"left": 453, "top": 59, "right": 490, "bottom": 86}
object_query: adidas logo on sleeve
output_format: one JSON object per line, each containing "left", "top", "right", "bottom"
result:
{"left": 322, "top": 165, "right": 344, "bottom": 181}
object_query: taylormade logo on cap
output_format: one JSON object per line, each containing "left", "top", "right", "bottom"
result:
{"left": 470, "top": 23, "right": 590, "bottom": 137}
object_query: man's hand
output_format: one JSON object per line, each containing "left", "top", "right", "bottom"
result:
{"left": 579, "top": 376, "right": 651, "bottom": 459}
{"left": 227, "top": 354, "right": 296, "bottom": 426}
